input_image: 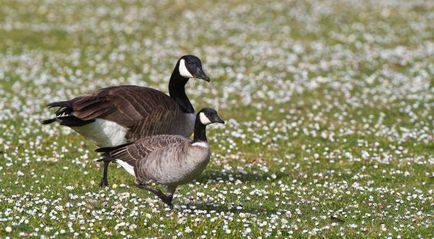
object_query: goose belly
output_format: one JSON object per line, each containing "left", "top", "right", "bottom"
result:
{"left": 71, "top": 119, "right": 128, "bottom": 147}
{"left": 144, "top": 146, "right": 210, "bottom": 185}
{"left": 171, "top": 159, "right": 209, "bottom": 185}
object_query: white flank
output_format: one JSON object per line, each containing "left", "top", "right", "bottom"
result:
{"left": 192, "top": 141, "right": 209, "bottom": 148}
{"left": 179, "top": 59, "right": 193, "bottom": 78}
{"left": 116, "top": 160, "right": 136, "bottom": 176}
{"left": 72, "top": 119, "right": 128, "bottom": 147}
{"left": 199, "top": 112, "right": 211, "bottom": 125}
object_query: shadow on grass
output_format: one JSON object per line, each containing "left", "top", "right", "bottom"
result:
{"left": 197, "top": 170, "right": 289, "bottom": 183}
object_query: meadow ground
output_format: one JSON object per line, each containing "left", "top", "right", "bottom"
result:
{"left": 0, "top": 0, "right": 433, "bottom": 238}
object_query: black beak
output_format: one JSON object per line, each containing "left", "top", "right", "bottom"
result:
{"left": 193, "top": 67, "right": 210, "bottom": 82}
{"left": 214, "top": 115, "right": 225, "bottom": 124}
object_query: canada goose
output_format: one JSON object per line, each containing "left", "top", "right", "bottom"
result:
{"left": 41, "top": 55, "right": 210, "bottom": 187}
{"left": 96, "top": 108, "right": 224, "bottom": 208}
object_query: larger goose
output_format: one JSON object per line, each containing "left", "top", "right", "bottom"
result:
{"left": 96, "top": 108, "right": 224, "bottom": 208}
{"left": 42, "top": 55, "right": 210, "bottom": 187}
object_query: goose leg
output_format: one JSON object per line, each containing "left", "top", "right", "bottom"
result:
{"left": 99, "top": 161, "right": 109, "bottom": 187}
{"left": 165, "top": 186, "right": 177, "bottom": 208}
{"left": 137, "top": 184, "right": 174, "bottom": 208}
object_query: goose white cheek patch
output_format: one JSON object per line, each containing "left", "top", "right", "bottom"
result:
{"left": 179, "top": 59, "right": 193, "bottom": 78}
{"left": 199, "top": 112, "right": 211, "bottom": 125}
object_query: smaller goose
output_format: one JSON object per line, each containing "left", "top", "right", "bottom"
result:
{"left": 96, "top": 108, "right": 224, "bottom": 208}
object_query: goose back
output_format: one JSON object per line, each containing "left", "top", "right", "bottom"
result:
{"left": 71, "top": 85, "right": 178, "bottom": 127}
{"left": 48, "top": 85, "right": 195, "bottom": 146}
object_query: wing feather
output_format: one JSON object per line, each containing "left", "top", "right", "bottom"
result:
{"left": 109, "top": 135, "right": 187, "bottom": 167}
{"left": 69, "top": 85, "right": 179, "bottom": 129}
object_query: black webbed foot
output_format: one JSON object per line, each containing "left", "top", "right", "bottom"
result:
{"left": 137, "top": 184, "right": 174, "bottom": 208}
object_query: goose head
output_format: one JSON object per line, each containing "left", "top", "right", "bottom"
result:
{"left": 178, "top": 55, "right": 210, "bottom": 82}
{"left": 198, "top": 108, "right": 224, "bottom": 126}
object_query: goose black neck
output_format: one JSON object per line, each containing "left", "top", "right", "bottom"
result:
{"left": 193, "top": 118, "right": 207, "bottom": 143}
{"left": 169, "top": 63, "right": 194, "bottom": 113}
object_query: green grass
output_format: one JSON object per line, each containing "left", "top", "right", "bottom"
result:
{"left": 0, "top": 0, "right": 433, "bottom": 238}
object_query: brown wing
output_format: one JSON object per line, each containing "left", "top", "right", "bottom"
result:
{"left": 109, "top": 135, "right": 188, "bottom": 167}
{"left": 70, "top": 85, "right": 179, "bottom": 128}
{"left": 126, "top": 107, "right": 182, "bottom": 141}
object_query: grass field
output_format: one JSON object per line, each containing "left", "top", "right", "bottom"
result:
{"left": 0, "top": 0, "right": 433, "bottom": 238}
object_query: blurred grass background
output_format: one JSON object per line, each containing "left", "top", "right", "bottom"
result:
{"left": 0, "top": 0, "right": 433, "bottom": 238}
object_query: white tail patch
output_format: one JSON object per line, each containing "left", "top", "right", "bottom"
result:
{"left": 179, "top": 59, "right": 193, "bottom": 78}
{"left": 199, "top": 112, "right": 211, "bottom": 125}
{"left": 116, "top": 160, "right": 135, "bottom": 176}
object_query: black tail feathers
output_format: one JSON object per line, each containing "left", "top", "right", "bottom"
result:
{"left": 42, "top": 100, "right": 93, "bottom": 127}
{"left": 95, "top": 143, "right": 131, "bottom": 153}
{"left": 40, "top": 118, "right": 57, "bottom": 124}
{"left": 96, "top": 154, "right": 113, "bottom": 162}
{"left": 40, "top": 100, "right": 71, "bottom": 125}
{"left": 47, "top": 100, "right": 71, "bottom": 108}
{"left": 95, "top": 143, "right": 132, "bottom": 162}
